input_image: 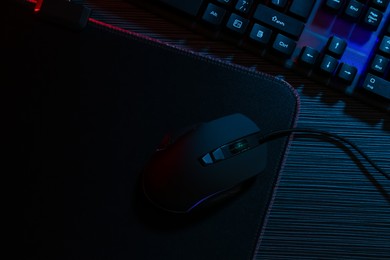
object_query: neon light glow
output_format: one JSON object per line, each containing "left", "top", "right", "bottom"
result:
{"left": 32, "top": 0, "right": 44, "bottom": 12}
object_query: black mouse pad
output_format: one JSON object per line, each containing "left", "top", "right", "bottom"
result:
{"left": 8, "top": 4, "right": 299, "bottom": 259}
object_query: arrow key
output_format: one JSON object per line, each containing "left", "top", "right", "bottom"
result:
{"left": 327, "top": 36, "right": 347, "bottom": 57}
{"left": 320, "top": 54, "right": 339, "bottom": 74}
{"left": 337, "top": 63, "right": 357, "bottom": 83}
{"left": 379, "top": 35, "right": 390, "bottom": 55}
{"left": 299, "top": 46, "right": 320, "bottom": 65}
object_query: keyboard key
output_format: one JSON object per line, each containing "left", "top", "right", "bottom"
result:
{"left": 235, "top": 0, "right": 253, "bottom": 14}
{"left": 216, "top": 0, "right": 232, "bottom": 5}
{"left": 320, "top": 55, "right": 339, "bottom": 74}
{"left": 370, "top": 54, "right": 389, "bottom": 74}
{"left": 159, "top": 0, "right": 204, "bottom": 16}
{"left": 270, "top": 0, "right": 288, "bottom": 8}
{"left": 289, "top": 0, "right": 316, "bottom": 21}
{"left": 253, "top": 4, "right": 305, "bottom": 38}
{"left": 226, "top": 13, "right": 249, "bottom": 34}
{"left": 202, "top": 3, "right": 226, "bottom": 26}
{"left": 345, "top": 0, "right": 364, "bottom": 19}
{"left": 299, "top": 46, "right": 320, "bottom": 65}
{"left": 364, "top": 7, "right": 383, "bottom": 30}
{"left": 249, "top": 23, "right": 272, "bottom": 44}
{"left": 325, "top": 0, "right": 345, "bottom": 11}
{"left": 327, "top": 36, "right": 347, "bottom": 57}
{"left": 337, "top": 63, "right": 357, "bottom": 83}
{"left": 362, "top": 73, "right": 390, "bottom": 100}
{"left": 379, "top": 35, "right": 390, "bottom": 55}
{"left": 272, "top": 34, "right": 297, "bottom": 56}
{"left": 371, "top": 0, "right": 389, "bottom": 11}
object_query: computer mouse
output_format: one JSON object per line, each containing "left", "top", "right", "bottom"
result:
{"left": 141, "top": 113, "right": 267, "bottom": 214}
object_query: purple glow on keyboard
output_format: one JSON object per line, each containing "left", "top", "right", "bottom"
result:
{"left": 332, "top": 18, "right": 354, "bottom": 39}
{"left": 310, "top": 8, "right": 336, "bottom": 34}
{"left": 304, "top": 7, "right": 381, "bottom": 75}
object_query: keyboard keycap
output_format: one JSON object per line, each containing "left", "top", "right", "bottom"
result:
{"left": 325, "top": 0, "right": 345, "bottom": 11}
{"left": 362, "top": 73, "right": 390, "bottom": 100}
{"left": 253, "top": 4, "right": 305, "bottom": 38}
{"left": 226, "top": 13, "right": 249, "bottom": 34}
{"left": 272, "top": 34, "right": 297, "bottom": 56}
{"left": 235, "top": 0, "right": 253, "bottom": 14}
{"left": 345, "top": 0, "right": 364, "bottom": 19}
{"left": 299, "top": 46, "right": 320, "bottom": 65}
{"left": 370, "top": 54, "right": 389, "bottom": 74}
{"left": 371, "top": 0, "right": 389, "bottom": 11}
{"left": 327, "top": 36, "right": 347, "bottom": 57}
{"left": 379, "top": 35, "right": 390, "bottom": 55}
{"left": 289, "top": 0, "right": 316, "bottom": 21}
{"left": 202, "top": 4, "right": 226, "bottom": 26}
{"left": 249, "top": 23, "right": 272, "bottom": 44}
{"left": 216, "top": 0, "right": 232, "bottom": 5}
{"left": 271, "top": 0, "right": 288, "bottom": 9}
{"left": 320, "top": 55, "right": 339, "bottom": 74}
{"left": 337, "top": 63, "right": 357, "bottom": 83}
{"left": 364, "top": 7, "right": 383, "bottom": 30}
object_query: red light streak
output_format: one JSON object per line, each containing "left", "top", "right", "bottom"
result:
{"left": 31, "top": 0, "right": 44, "bottom": 12}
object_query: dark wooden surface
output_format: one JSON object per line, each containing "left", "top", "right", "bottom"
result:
{"left": 85, "top": 1, "right": 390, "bottom": 259}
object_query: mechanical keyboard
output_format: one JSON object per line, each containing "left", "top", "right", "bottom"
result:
{"left": 128, "top": 0, "right": 390, "bottom": 112}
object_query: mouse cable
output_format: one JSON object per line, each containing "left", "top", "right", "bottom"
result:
{"left": 259, "top": 128, "right": 390, "bottom": 181}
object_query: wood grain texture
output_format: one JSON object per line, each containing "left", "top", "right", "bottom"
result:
{"left": 85, "top": 1, "right": 390, "bottom": 258}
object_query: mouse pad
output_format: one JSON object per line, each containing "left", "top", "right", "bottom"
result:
{"left": 8, "top": 4, "right": 298, "bottom": 259}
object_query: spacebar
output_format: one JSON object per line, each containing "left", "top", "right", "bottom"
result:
{"left": 158, "top": 0, "right": 204, "bottom": 16}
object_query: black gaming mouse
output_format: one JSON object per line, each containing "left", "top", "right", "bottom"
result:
{"left": 141, "top": 113, "right": 268, "bottom": 213}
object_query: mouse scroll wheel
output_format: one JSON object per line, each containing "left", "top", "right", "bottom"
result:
{"left": 200, "top": 138, "right": 251, "bottom": 166}
{"left": 228, "top": 139, "right": 250, "bottom": 155}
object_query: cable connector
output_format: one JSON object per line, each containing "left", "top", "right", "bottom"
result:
{"left": 34, "top": 0, "right": 91, "bottom": 30}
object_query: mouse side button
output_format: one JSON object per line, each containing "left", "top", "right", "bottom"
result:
{"left": 211, "top": 148, "right": 225, "bottom": 161}
{"left": 201, "top": 153, "right": 213, "bottom": 165}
